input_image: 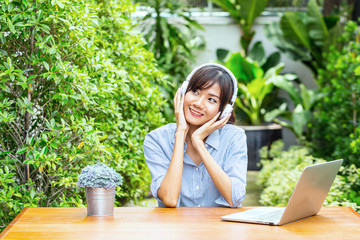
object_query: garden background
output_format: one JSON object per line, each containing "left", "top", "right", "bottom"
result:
{"left": 1, "top": 0, "right": 360, "bottom": 232}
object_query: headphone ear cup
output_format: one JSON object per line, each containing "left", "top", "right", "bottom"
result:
{"left": 181, "top": 81, "right": 189, "bottom": 96}
{"left": 219, "top": 104, "right": 233, "bottom": 120}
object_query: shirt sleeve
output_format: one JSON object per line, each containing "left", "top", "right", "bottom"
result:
{"left": 143, "top": 131, "right": 180, "bottom": 207}
{"left": 215, "top": 129, "right": 248, "bottom": 208}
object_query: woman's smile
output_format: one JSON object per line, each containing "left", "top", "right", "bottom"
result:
{"left": 189, "top": 107, "right": 204, "bottom": 117}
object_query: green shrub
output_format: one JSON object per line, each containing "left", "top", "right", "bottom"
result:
{"left": 257, "top": 140, "right": 312, "bottom": 189}
{"left": 0, "top": 0, "right": 166, "bottom": 231}
{"left": 264, "top": 0, "right": 341, "bottom": 76}
{"left": 323, "top": 165, "right": 360, "bottom": 211}
{"left": 257, "top": 141, "right": 359, "bottom": 212}
{"left": 310, "top": 20, "right": 360, "bottom": 167}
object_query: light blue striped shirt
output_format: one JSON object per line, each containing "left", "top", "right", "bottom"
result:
{"left": 144, "top": 123, "right": 248, "bottom": 207}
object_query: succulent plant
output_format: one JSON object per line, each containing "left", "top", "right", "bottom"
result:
{"left": 77, "top": 163, "right": 123, "bottom": 189}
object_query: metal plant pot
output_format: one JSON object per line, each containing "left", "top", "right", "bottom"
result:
{"left": 85, "top": 187, "right": 115, "bottom": 216}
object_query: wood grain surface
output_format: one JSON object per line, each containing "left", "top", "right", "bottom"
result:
{"left": 1, "top": 207, "right": 359, "bottom": 240}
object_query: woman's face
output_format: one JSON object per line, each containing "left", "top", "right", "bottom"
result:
{"left": 183, "top": 82, "right": 221, "bottom": 127}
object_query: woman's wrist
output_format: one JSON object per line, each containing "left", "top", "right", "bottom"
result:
{"left": 175, "top": 129, "right": 187, "bottom": 141}
{"left": 191, "top": 136, "right": 204, "bottom": 150}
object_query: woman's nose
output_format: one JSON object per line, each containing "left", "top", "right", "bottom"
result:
{"left": 194, "top": 96, "right": 205, "bottom": 109}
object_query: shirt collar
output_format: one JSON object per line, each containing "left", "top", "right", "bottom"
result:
{"left": 204, "top": 128, "right": 220, "bottom": 150}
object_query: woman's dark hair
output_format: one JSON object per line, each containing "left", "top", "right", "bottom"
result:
{"left": 186, "top": 65, "right": 236, "bottom": 124}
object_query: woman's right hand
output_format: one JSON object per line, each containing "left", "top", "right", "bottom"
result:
{"left": 174, "top": 88, "right": 189, "bottom": 135}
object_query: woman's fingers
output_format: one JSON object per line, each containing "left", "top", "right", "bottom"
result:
{"left": 209, "top": 113, "right": 231, "bottom": 131}
{"left": 174, "top": 88, "right": 181, "bottom": 110}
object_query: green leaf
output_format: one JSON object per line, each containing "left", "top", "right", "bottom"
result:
{"left": 57, "top": 1, "right": 64, "bottom": 8}
{"left": 40, "top": 146, "right": 48, "bottom": 156}
{"left": 280, "top": 12, "right": 311, "bottom": 50}
{"left": 7, "top": 17, "right": 16, "bottom": 34}
{"left": 247, "top": 77, "right": 273, "bottom": 102}
{"left": 323, "top": 15, "right": 340, "bottom": 30}
{"left": 30, "top": 188, "right": 35, "bottom": 199}
{"left": 299, "top": 84, "right": 312, "bottom": 110}
{"left": 29, "top": 136, "right": 35, "bottom": 145}
{"left": 7, "top": 57, "right": 12, "bottom": 69}
{"left": 26, "top": 108, "right": 34, "bottom": 115}
{"left": 50, "top": 118, "right": 56, "bottom": 128}
{"left": 355, "top": 66, "right": 360, "bottom": 76}
{"left": 49, "top": 48, "right": 56, "bottom": 55}
{"left": 16, "top": 148, "right": 28, "bottom": 154}
{"left": 50, "top": 142, "right": 57, "bottom": 148}
{"left": 43, "top": 62, "right": 49, "bottom": 71}
{"left": 264, "top": 22, "right": 312, "bottom": 61}
{"left": 264, "top": 103, "right": 287, "bottom": 122}
{"left": 271, "top": 76, "right": 302, "bottom": 104}
{"left": 42, "top": 134, "right": 48, "bottom": 142}
{"left": 225, "top": 52, "right": 263, "bottom": 84}
{"left": 23, "top": 159, "right": 34, "bottom": 164}
{"left": 307, "top": 0, "right": 329, "bottom": 47}
{"left": 261, "top": 52, "right": 281, "bottom": 73}
{"left": 238, "top": 0, "right": 268, "bottom": 28}
{"left": 292, "top": 107, "right": 312, "bottom": 137}
{"left": 249, "top": 41, "right": 265, "bottom": 65}
{"left": 216, "top": 48, "right": 229, "bottom": 63}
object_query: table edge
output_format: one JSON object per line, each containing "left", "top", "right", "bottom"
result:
{"left": 0, "top": 207, "right": 30, "bottom": 239}
{"left": 347, "top": 206, "right": 360, "bottom": 218}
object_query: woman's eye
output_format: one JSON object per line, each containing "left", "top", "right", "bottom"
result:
{"left": 209, "top": 98, "right": 217, "bottom": 103}
{"left": 192, "top": 90, "right": 199, "bottom": 95}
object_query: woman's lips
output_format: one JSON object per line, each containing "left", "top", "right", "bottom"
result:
{"left": 189, "top": 108, "right": 204, "bottom": 117}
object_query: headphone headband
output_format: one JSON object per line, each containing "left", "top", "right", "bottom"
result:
{"left": 185, "top": 63, "right": 238, "bottom": 105}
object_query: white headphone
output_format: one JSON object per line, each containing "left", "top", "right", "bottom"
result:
{"left": 180, "top": 63, "right": 238, "bottom": 120}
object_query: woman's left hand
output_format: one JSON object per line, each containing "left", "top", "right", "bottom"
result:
{"left": 191, "top": 112, "right": 231, "bottom": 145}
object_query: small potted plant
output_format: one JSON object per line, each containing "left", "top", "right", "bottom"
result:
{"left": 77, "top": 162, "right": 123, "bottom": 216}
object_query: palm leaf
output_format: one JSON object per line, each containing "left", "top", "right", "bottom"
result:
{"left": 307, "top": 0, "right": 328, "bottom": 47}
{"left": 238, "top": 0, "right": 268, "bottom": 28}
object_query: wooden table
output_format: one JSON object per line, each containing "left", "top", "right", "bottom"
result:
{"left": 1, "top": 207, "right": 359, "bottom": 240}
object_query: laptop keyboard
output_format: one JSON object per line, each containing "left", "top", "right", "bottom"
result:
{"left": 240, "top": 209, "right": 285, "bottom": 222}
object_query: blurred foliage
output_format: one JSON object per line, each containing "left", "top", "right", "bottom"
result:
{"left": 257, "top": 141, "right": 360, "bottom": 212}
{"left": 267, "top": 0, "right": 308, "bottom": 7}
{"left": 133, "top": 0, "right": 206, "bottom": 122}
{"left": 264, "top": 0, "right": 341, "bottom": 76}
{"left": 265, "top": 82, "right": 325, "bottom": 140}
{"left": 218, "top": 42, "right": 296, "bottom": 125}
{"left": 211, "top": 0, "right": 268, "bottom": 55}
{"left": 0, "top": 0, "right": 166, "bottom": 232}
{"left": 310, "top": 21, "right": 360, "bottom": 167}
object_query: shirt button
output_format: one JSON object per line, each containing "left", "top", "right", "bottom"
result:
{"left": 196, "top": 167, "right": 199, "bottom": 171}
{"left": 195, "top": 186, "right": 199, "bottom": 191}
{"left": 197, "top": 204, "right": 201, "bottom": 207}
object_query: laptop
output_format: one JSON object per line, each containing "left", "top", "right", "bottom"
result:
{"left": 221, "top": 159, "right": 343, "bottom": 226}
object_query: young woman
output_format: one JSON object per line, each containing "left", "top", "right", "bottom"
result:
{"left": 144, "top": 63, "right": 248, "bottom": 207}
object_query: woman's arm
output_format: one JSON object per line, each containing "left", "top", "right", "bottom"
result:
{"left": 157, "top": 130, "right": 186, "bottom": 207}
{"left": 157, "top": 89, "right": 189, "bottom": 207}
{"left": 191, "top": 113, "right": 234, "bottom": 206}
